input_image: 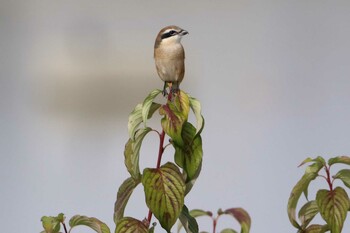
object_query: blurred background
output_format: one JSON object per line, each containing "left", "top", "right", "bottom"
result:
{"left": 1, "top": 1, "right": 350, "bottom": 232}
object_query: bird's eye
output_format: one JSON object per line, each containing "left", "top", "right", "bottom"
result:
{"left": 161, "top": 30, "right": 178, "bottom": 39}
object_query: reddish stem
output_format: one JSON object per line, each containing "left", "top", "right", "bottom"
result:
{"left": 146, "top": 89, "right": 172, "bottom": 224}
{"left": 325, "top": 166, "right": 333, "bottom": 191}
{"left": 156, "top": 131, "right": 166, "bottom": 168}
{"left": 212, "top": 215, "right": 221, "bottom": 233}
{"left": 213, "top": 218, "right": 217, "bottom": 233}
{"left": 147, "top": 209, "right": 153, "bottom": 225}
{"left": 62, "top": 222, "right": 68, "bottom": 233}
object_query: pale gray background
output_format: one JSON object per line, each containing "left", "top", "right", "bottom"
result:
{"left": 1, "top": 1, "right": 350, "bottom": 232}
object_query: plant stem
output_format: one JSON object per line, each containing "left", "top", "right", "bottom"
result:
{"left": 147, "top": 209, "right": 153, "bottom": 226}
{"left": 325, "top": 166, "right": 333, "bottom": 191}
{"left": 212, "top": 216, "right": 218, "bottom": 233}
{"left": 147, "top": 89, "right": 172, "bottom": 224}
{"left": 156, "top": 131, "right": 166, "bottom": 168}
{"left": 62, "top": 222, "right": 68, "bottom": 233}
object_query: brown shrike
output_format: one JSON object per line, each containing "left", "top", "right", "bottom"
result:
{"left": 154, "top": 25, "right": 188, "bottom": 95}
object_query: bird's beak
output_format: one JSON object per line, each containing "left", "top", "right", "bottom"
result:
{"left": 180, "top": 30, "right": 188, "bottom": 36}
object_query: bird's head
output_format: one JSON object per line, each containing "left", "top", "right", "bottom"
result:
{"left": 155, "top": 25, "right": 188, "bottom": 47}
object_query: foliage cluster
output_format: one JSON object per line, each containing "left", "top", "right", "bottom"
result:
{"left": 40, "top": 89, "right": 350, "bottom": 233}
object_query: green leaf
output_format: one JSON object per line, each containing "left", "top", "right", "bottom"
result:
{"left": 124, "top": 127, "right": 152, "bottom": 180}
{"left": 288, "top": 159, "right": 324, "bottom": 229}
{"left": 300, "top": 157, "right": 326, "bottom": 199}
{"left": 128, "top": 104, "right": 142, "bottom": 140}
{"left": 189, "top": 209, "right": 213, "bottom": 218}
{"left": 177, "top": 205, "right": 199, "bottom": 233}
{"left": 220, "top": 229, "right": 238, "bottom": 233}
{"left": 128, "top": 102, "right": 160, "bottom": 141}
{"left": 142, "top": 89, "right": 162, "bottom": 127}
{"left": 175, "top": 122, "right": 203, "bottom": 181}
{"left": 298, "top": 201, "right": 319, "bottom": 228}
{"left": 333, "top": 169, "right": 350, "bottom": 189}
{"left": 299, "top": 156, "right": 326, "bottom": 168}
{"left": 115, "top": 217, "right": 148, "bottom": 233}
{"left": 328, "top": 156, "right": 350, "bottom": 166}
{"left": 223, "top": 208, "right": 251, "bottom": 233}
{"left": 41, "top": 214, "right": 64, "bottom": 233}
{"left": 303, "top": 224, "right": 329, "bottom": 233}
{"left": 302, "top": 157, "right": 326, "bottom": 200}
{"left": 184, "top": 160, "right": 202, "bottom": 196}
{"left": 288, "top": 173, "right": 318, "bottom": 229}
{"left": 114, "top": 177, "right": 140, "bottom": 223}
{"left": 56, "top": 213, "right": 65, "bottom": 222}
{"left": 189, "top": 97, "right": 204, "bottom": 135}
{"left": 69, "top": 215, "right": 110, "bottom": 233}
{"left": 142, "top": 162, "right": 185, "bottom": 232}
{"left": 177, "top": 208, "right": 212, "bottom": 232}
{"left": 316, "top": 187, "right": 349, "bottom": 233}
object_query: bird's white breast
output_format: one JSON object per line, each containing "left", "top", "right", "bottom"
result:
{"left": 154, "top": 39, "right": 185, "bottom": 82}
{"left": 159, "top": 43, "right": 182, "bottom": 57}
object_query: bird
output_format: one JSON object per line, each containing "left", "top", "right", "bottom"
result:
{"left": 154, "top": 25, "right": 188, "bottom": 96}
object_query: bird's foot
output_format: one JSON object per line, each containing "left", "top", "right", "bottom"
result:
{"left": 162, "top": 82, "right": 180, "bottom": 100}
{"left": 162, "top": 82, "right": 169, "bottom": 96}
{"left": 171, "top": 86, "right": 180, "bottom": 95}
{"left": 162, "top": 88, "right": 168, "bottom": 96}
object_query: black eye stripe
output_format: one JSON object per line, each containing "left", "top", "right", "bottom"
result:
{"left": 161, "top": 30, "right": 178, "bottom": 39}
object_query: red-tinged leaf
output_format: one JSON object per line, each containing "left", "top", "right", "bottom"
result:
{"left": 316, "top": 187, "right": 350, "bottom": 233}
{"left": 115, "top": 217, "right": 148, "bottom": 233}
{"left": 159, "top": 105, "right": 183, "bottom": 146}
{"left": 304, "top": 224, "right": 329, "bottom": 233}
{"left": 114, "top": 177, "right": 140, "bottom": 223}
{"left": 124, "top": 127, "right": 152, "bottom": 180}
{"left": 159, "top": 91, "right": 190, "bottom": 146}
{"left": 328, "top": 156, "right": 350, "bottom": 166}
{"left": 175, "top": 122, "right": 203, "bottom": 181}
{"left": 333, "top": 169, "right": 350, "bottom": 189}
{"left": 141, "top": 89, "right": 162, "bottom": 127}
{"left": 223, "top": 208, "right": 251, "bottom": 233}
{"left": 142, "top": 162, "right": 185, "bottom": 232}
{"left": 69, "top": 215, "right": 110, "bottom": 233}
{"left": 287, "top": 160, "right": 324, "bottom": 229}
{"left": 174, "top": 91, "right": 190, "bottom": 120}
{"left": 298, "top": 200, "right": 319, "bottom": 228}
{"left": 177, "top": 205, "right": 199, "bottom": 233}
